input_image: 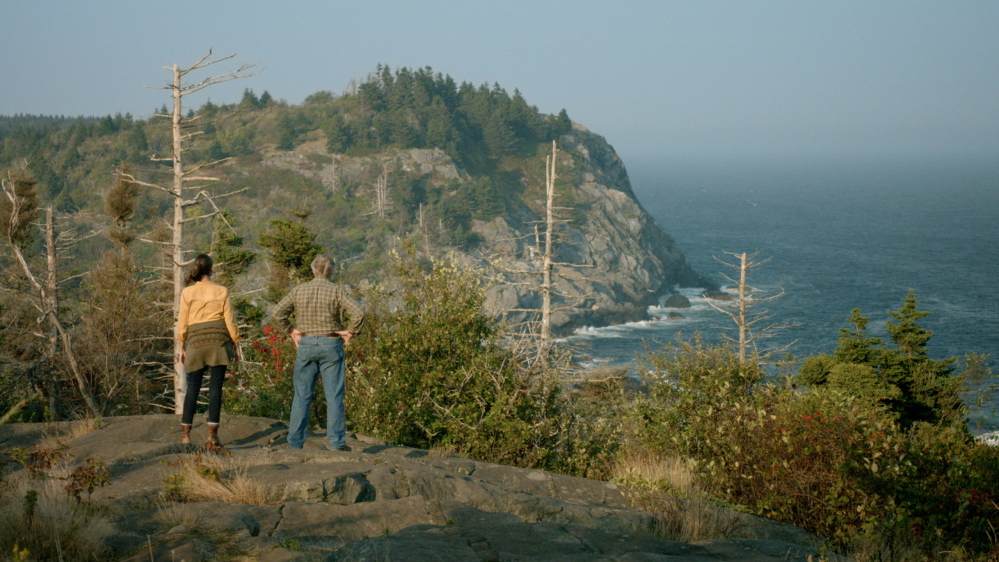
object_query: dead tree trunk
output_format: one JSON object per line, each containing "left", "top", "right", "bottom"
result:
{"left": 132, "top": 51, "right": 254, "bottom": 413}
{"left": 488, "top": 141, "right": 593, "bottom": 368}
{"left": 706, "top": 251, "right": 792, "bottom": 365}
{"left": 1, "top": 170, "right": 101, "bottom": 416}
{"left": 540, "top": 141, "right": 557, "bottom": 348}
{"left": 734, "top": 252, "right": 749, "bottom": 363}
{"left": 44, "top": 208, "right": 61, "bottom": 419}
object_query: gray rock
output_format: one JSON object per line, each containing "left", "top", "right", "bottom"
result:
{"left": 119, "top": 536, "right": 213, "bottom": 562}
{"left": 2, "top": 415, "right": 841, "bottom": 561}
{"left": 664, "top": 294, "right": 692, "bottom": 308}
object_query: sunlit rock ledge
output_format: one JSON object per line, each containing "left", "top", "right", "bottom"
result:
{"left": 0, "top": 414, "right": 846, "bottom": 561}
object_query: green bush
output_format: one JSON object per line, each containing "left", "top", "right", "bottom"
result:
{"left": 224, "top": 326, "right": 301, "bottom": 421}
{"left": 635, "top": 335, "right": 999, "bottom": 555}
{"left": 345, "top": 252, "right": 577, "bottom": 469}
{"left": 635, "top": 334, "right": 764, "bottom": 459}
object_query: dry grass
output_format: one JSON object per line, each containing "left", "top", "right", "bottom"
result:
{"left": 165, "top": 454, "right": 268, "bottom": 505}
{"left": 0, "top": 476, "right": 114, "bottom": 560}
{"left": 428, "top": 445, "right": 460, "bottom": 458}
{"left": 612, "top": 454, "right": 697, "bottom": 495}
{"left": 153, "top": 500, "right": 198, "bottom": 529}
{"left": 37, "top": 417, "right": 106, "bottom": 450}
{"left": 613, "top": 453, "right": 743, "bottom": 542}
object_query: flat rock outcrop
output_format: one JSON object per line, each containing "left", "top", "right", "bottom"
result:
{"left": 0, "top": 415, "right": 846, "bottom": 561}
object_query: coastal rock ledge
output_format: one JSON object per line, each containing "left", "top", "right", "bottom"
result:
{"left": 1, "top": 415, "right": 846, "bottom": 561}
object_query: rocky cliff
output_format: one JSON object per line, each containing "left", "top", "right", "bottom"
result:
{"left": 257, "top": 124, "right": 711, "bottom": 334}
{"left": 473, "top": 126, "right": 710, "bottom": 332}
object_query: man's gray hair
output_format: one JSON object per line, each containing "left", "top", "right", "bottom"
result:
{"left": 311, "top": 254, "right": 334, "bottom": 279}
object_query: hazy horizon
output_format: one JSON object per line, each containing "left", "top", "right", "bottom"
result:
{"left": 2, "top": 1, "right": 997, "bottom": 164}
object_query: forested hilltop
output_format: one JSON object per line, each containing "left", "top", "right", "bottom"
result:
{"left": 0, "top": 65, "right": 705, "bottom": 331}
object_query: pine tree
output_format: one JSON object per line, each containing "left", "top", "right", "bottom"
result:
{"left": 208, "top": 211, "right": 256, "bottom": 288}
{"left": 483, "top": 112, "right": 516, "bottom": 158}
{"left": 881, "top": 290, "right": 962, "bottom": 427}
{"left": 323, "top": 114, "right": 353, "bottom": 153}
{"left": 834, "top": 308, "right": 885, "bottom": 366}
{"left": 276, "top": 114, "right": 297, "bottom": 150}
{"left": 77, "top": 167, "right": 160, "bottom": 414}
{"left": 258, "top": 217, "right": 323, "bottom": 301}
{"left": 548, "top": 109, "right": 573, "bottom": 138}
{"left": 797, "top": 292, "right": 968, "bottom": 428}
{"left": 886, "top": 290, "right": 932, "bottom": 358}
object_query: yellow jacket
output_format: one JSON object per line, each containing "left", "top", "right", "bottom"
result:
{"left": 177, "top": 280, "right": 239, "bottom": 343}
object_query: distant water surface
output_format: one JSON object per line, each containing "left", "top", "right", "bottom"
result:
{"left": 563, "top": 154, "right": 999, "bottom": 434}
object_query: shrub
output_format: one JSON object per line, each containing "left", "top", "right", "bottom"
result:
{"left": 634, "top": 335, "right": 999, "bottom": 556}
{"left": 224, "top": 325, "right": 301, "bottom": 421}
{"left": 635, "top": 334, "right": 764, "bottom": 459}
{"left": 345, "top": 250, "right": 617, "bottom": 476}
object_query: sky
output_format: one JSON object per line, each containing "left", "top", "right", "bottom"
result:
{"left": 1, "top": 1, "right": 997, "bottom": 163}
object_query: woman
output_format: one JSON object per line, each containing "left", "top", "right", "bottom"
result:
{"left": 177, "top": 254, "right": 240, "bottom": 451}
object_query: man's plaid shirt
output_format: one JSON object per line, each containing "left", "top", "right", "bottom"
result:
{"left": 271, "top": 278, "right": 365, "bottom": 335}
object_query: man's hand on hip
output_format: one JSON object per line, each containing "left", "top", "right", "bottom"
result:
{"left": 335, "top": 330, "right": 353, "bottom": 345}
{"left": 290, "top": 328, "right": 302, "bottom": 348}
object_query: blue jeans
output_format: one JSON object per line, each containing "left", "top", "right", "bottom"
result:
{"left": 288, "top": 336, "right": 346, "bottom": 449}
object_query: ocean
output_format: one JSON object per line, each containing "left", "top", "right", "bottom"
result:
{"left": 563, "top": 154, "right": 999, "bottom": 435}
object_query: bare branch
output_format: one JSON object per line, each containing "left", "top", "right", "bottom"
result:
{"left": 178, "top": 210, "right": 222, "bottom": 225}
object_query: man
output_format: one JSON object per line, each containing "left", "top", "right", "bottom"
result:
{"left": 271, "top": 254, "right": 364, "bottom": 451}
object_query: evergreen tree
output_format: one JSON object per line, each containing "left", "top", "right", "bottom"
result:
{"left": 258, "top": 217, "right": 324, "bottom": 301}
{"left": 886, "top": 290, "right": 932, "bottom": 358}
{"left": 276, "top": 114, "right": 297, "bottom": 150}
{"left": 205, "top": 139, "right": 228, "bottom": 162}
{"left": 834, "top": 308, "right": 885, "bottom": 366}
{"left": 388, "top": 109, "right": 420, "bottom": 148}
{"left": 548, "top": 109, "right": 573, "bottom": 138}
{"left": 424, "top": 99, "right": 460, "bottom": 158}
{"left": 77, "top": 166, "right": 160, "bottom": 415}
{"left": 241, "top": 88, "right": 261, "bottom": 109}
{"left": 208, "top": 211, "right": 256, "bottom": 288}
{"left": 483, "top": 112, "right": 517, "bottom": 158}
{"left": 323, "top": 113, "right": 352, "bottom": 153}
{"left": 797, "top": 292, "right": 968, "bottom": 428}
{"left": 881, "top": 290, "right": 962, "bottom": 427}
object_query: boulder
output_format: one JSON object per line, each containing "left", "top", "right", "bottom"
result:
{"left": 664, "top": 294, "right": 692, "bottom": 308}
{"left": 703, "top": 290, "right": 733, "bottom": 301}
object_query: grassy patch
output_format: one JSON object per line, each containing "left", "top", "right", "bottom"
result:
{"left": 162, "top": 453, "right": 268, "bottom": 505}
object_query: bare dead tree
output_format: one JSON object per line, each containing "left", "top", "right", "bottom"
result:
{"left": 488, "top": 141, "right": 593, "bottom": 365}
{"left": 364, "top": 164, "right": 391, "bottom": 218}
{"left": 0, "top": 165, "right": 102, "bottom": 417}
{"left": 705, "top": 251, "right": 794, "bottom": 365}
{"left": 127, "top": 50, "right": 256, "bottom": 413}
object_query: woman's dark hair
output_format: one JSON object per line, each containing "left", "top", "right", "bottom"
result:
{"left": 184, "top": 254, "right": 213, "bottom": 285}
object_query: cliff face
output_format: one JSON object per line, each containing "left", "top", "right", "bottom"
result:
{"left": 471, "top": 126, "right": 709, "bottom": 333}
{"left": 255, "top": 125, "right": 709, "bottom": 333}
